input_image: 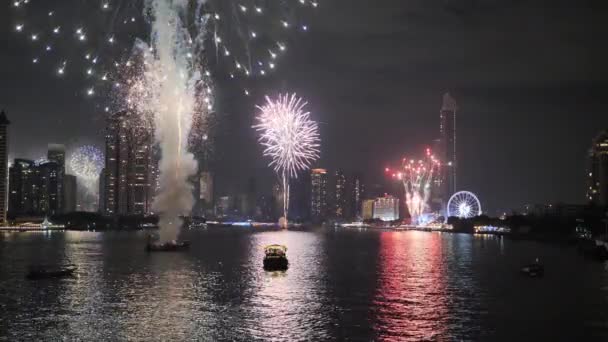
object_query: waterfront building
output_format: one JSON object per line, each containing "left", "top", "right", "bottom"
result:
{"left": 289, "top": 172, "right": 311, "bottom": 221}
{"left": 350, "top": 174, "right": 364, "bottom": 219}
{"left": 47, "top": 144, "right": 65, "bottom": 211}
{"left": 588, "top": 129, "right": 608, "bottom": 206}
{"left": 272, "top": 182, "right": 283, "bottom": 220}
{"left": 37, "top": 161, "right": 61, "bottom": 215}
{"left": 334, "top": 169, "right": 347, "bottom": 219}
{"left": 373, "top": 195, "right": 400, "bottom": 221}
{"left": 0, "top": 111, "right": 9, "bottom": 222}
{"left": 98, "top": 168, "right": 105, "bottom": 213}
{"left": 8, "top": 159, "right": 63, "bottom": 216}
{"left": 439, "top": 93, "right": 457, "bottom": 203}
{"left": 102, "top": 111, "right": 153, "bottom": 215}
{"left": 361, "top": 199, "right": 375, "bottom": 220}
{"left": 311, "top": 168, "right": 328, "bottom": 221}
{"left": 8, "top": 159, "right": 37, "bottom": 215}
{"left": 194, "top": 171, "right": 213, "bottom": 216}
{"left": 63, "top": 174, "right": 77, "bottom": 213}
{"left": 215, "top": 196, "right": 231, "bottom": 217}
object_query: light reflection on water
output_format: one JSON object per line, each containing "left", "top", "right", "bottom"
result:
{"left": 373, "top": 231, "right": 450, "bottom": 341}
{"left": 1, "top": 229, "right": 607, "bottom": 341}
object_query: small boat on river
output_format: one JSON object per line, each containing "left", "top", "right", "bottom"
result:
{"left": 146, "top": 240, "right": 190, "bottom": 252}
{"left": 263, "top": 244, "right": 289, "bottom": 271}
{"left": 26, "top": 265, "right": 77, "bottom": 280}
{"left": 521, "top": 259, "right": 544, "bottom": 277}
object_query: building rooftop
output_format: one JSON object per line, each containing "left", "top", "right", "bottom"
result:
{"left": 0, "top": 110, "right": 11, "bottom": 125}
{"left": 441, "top": 92, "right": 458, "bottom": 112}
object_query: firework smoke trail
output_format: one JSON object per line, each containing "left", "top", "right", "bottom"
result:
{"left": 140, "top": 0, "right": 203, "bottom": 242}
{"left": 397, "top": 149, "right": 440, "bottom": 225}
{"left": 254, "top": 94, "right": 320, "bottom": 226}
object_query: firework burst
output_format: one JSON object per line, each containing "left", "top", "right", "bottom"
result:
{"left": 254, "top": 93, "right": 320, "bottom": 224}
{"left": 69, "top": 145, "right": 104, "bottom": 180}
{"left": 388, "top": 148, "right": 441, "bottom": 225}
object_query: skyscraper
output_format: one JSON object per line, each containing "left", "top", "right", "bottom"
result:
{"left": 334, "top": 169, "right": 347, "bottom": 219}
{"left": 8, "top": 159, "right": 37, "bottom": 215}
{"left": 98, "top": 168, "right": 105, "bottom": 213}
{"left": 288, "top": 172, "right": 311, "bottom": 221}
{"left": 63, "top": 174, "right": 77, "bottom": 213}
{"left": 37, "top": 161, "right": 61, "bottom": 215}
{"left": 9, "top": 159, "right": 62, "bottom": 216}
{"left": 0, "top": 111, "right": 9, "bottom": 222}
{"left": 350, "top": 174, "right": 364, "bottom": 219}
{"left": 588, "top": 129, "right": 608, "bottom": 206}
{"left": 102, "top": 111, "right": 153, "bottom": 215}
{"left": 311, "top": 168, "right": 328, "bottom": 221}
{"left": 439, "top": 92, "right": 457, "bottom": 203}
{"left": 47, "top": 144, "right": 65, "bottom": 211}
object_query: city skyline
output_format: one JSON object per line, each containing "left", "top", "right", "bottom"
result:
{"left": 1, "top": 2, "right": 608, "bottom": 214}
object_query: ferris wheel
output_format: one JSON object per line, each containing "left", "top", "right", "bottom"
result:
{"left": 447, "top": 191, "right": 482, "bottom": 218}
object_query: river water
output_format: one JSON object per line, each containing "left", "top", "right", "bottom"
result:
{"left": 1, "top": 228, "right": 607, "bottom": 341}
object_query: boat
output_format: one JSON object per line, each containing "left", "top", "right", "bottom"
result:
{"left": 26, "top": 265, "right": 77, "bottom": 280}
{"left": 145, "top": 240, "right": 191, "bottom": 252}
{"left": 263, "top": 244, "right": 289, "bottom": 271}
{"left": 521, "top": 259, "right": 544, "bottom": 277}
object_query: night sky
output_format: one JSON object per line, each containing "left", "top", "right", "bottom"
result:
{"left": 1, "top": 0, "right": 607, "bottom": 214}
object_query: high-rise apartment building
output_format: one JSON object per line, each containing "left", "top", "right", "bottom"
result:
{"left": 334, "top": 169, "right": 347, "bottom": 219}
{"left": 311, "top": 168, "right": 328, "bottom": 221}
{"left": 102, "top": 111, "right": 152, "bottom": 215}
{"left": 588, "top": 129, "right": 608, "bottom": 206}
{"left": 439, "top": 93, "right": 457, "bottom": 203}
{"left": 8, "top": 159, "right": 62, "bottom": 216}
{"left": 47, "top": 144, "right": 65, "bottom": 211}
{"left": 350, "top": 174, "right": 364, "bottom": 219}
{"left": 8, "top": 159, "right": 37, "bottom": 215}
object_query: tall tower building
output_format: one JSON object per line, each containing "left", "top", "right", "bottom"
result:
{"left": 350, "top": 174, "right": 364, "bottom": 219}
{"left": 47, "top": 144, "right": 65, "bottom": 211}
{"left": 8, "top": 159, "right": 36, "bottom": 215}
{"left": 0, "top": 111, "right": 10, "bottom": 222}
{"left": 37, "top": 161, "right": 61, "bottom": 215}
{"left": 63, "top": 174, "right": 77, "bottom": 213}
{"left": 334, "top": 169, "right": 347, "bottom": 219}
{"left": 288, "top": 172, "right": 311, "bottom": 221}
{"left": 310, "top": 168, "right": 328, "bottom": 221}
{"left": 103, "top": 111, "right": 152, "bottom": 215}
{"left": 588, "top": 129, "right": 608, "bottom": 206}
{"left": 439, "top": 93, "right": 458, "bottom": 202}
{"left": 9, "top": 159, "right": 62, "bottom": 216}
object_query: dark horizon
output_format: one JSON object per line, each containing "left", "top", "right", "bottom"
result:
{"left": 1, "top": 0, "right": 608, "bottom": 214}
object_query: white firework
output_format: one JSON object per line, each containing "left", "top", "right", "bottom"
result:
{"left": 69, "top": 145, "right": 104, "bottom": 180}
{"left": 254, "top": 93, "right": 320, "bottom": 224}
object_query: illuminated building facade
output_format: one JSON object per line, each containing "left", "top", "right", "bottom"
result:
{"left": 37, "top": 161, "right": 61, "bottom": 215}
{"left": 588, "top": 129, "right": 608, "bottom": 206}
{"left": 8, "top": 159, "right": 62, "bottom": 216}
{"left": 311, "top": 168, "right": 328, "bottom": 221}
{"left": 47, "top": 144, "right": 65, "bottom": 211}
{"left": 9, "top": 159, "right": 37, "bottom": 215}
{"left": 439, "top": 93, "right": 457, "bottom": 203}
{"left": 350, "top": 174, "right": 364, "bottom": 219}
{"left": 334, "top": 169, "right": 347, "bottom": 219}
{"left": 103, "top": 111, "right": 152, "bottom": 215}
{"left": 373, "top": 195, "right": 400, "bottom": 221}
{"left": 362, "top": 199, "right": 375, "bottom": 220}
